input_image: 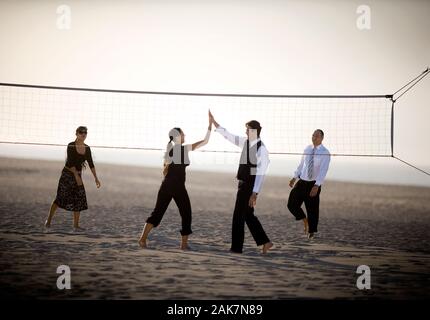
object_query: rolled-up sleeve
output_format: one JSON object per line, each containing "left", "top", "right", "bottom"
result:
{"left": 252, "top": 146, "right": 270, "bottom": 193}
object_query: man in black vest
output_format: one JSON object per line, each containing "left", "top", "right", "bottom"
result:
{"left": 209, "top": 111, "right": 273, "bottom": 254}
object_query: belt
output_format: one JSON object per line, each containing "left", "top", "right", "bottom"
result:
{"left": 299, "top": 179, "right": 316, "bottom": 184}
{"left": 64, "top": 167, "right": 82, "bottom": 175}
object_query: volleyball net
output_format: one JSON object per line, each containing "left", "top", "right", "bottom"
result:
{"left": 0, "top": 83, "right": 393, "bottom": 157}
{"left": 0, "top": 67, "right": 429, "bottom": 175}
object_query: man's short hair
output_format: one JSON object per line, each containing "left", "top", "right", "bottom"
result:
{"left": 315, "top": 129, "right": 324, "bottom": 138}
{"left": 246, "top": 120, "right": 262, "bottom": 136}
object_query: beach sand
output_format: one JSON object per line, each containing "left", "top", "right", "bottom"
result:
{"left": 0, "top": 157, "right": 429, "bottom": 299}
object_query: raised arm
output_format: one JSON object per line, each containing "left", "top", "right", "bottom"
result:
{"left": 209, "top": 110, "right": 246, "bottom": 148}
{"left": 190, "top": 111, "right": 213, "bottom": 151}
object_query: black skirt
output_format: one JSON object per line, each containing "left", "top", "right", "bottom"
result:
{"left": 54, "top": 168, "right": 88, "bottom": 212}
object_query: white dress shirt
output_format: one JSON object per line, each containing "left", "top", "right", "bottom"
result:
{"left": 293, "top": 144, "right": 330, "bottom": 186}
{"left": 215, "top": 126, "right": 270, "bottom": 193}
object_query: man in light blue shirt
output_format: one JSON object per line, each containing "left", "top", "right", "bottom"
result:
{"left": 288, "top": 129, "right": 330, "bottom": 239}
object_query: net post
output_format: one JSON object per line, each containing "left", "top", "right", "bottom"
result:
{"left": 390, "top": 96, "right": 395, "bottom": 157}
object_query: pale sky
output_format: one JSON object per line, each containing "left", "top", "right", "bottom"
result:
{"left": 0, "top": 0, "right": 429, "bottom": 185}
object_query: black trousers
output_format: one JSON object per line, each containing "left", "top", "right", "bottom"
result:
{"left": 287, "top": 179, "right": 321, "bottom": 233}
{"left": 231, "top": 180, "right": 270, "bottom": 253}
{"left": 146, "top": 180, "right": 192, "bottom": 236}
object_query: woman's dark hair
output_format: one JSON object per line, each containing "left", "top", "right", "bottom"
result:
{"left": 76, "top": 126, "right": 88, "bottom": 134}
{"left": 164, "top": 127, "right": 183, "bottom": 164}
{"left": 169, "top": 127, "right": 183, "bottom": 142}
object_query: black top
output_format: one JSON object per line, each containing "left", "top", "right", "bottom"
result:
{"left": 65, "top": 141, "right": 95, "bottom": 172}
{"left": 237, "top": 139, "right": 262, "bottom": 183}
{"left": 164, "top": 145, "right": 190, "bottom": 184}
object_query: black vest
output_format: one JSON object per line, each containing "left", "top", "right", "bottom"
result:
{"left": 236, "top": 139, "right": 262, "bottom": 182}
{"left": 165, "top": 145, "right": 190, "bottom": 183}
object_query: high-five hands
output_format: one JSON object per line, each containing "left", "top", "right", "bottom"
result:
{"left": 208, "top": 109, "right": 213, "bottom": 129}
{"left": 208, "top": 110, "right": 219, "bottom": 128}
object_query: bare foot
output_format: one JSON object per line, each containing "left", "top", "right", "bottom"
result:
{"left": 229, "top": 249, "right": 242, "bottom": 254}
{"left": 262, "top": 242, "right": 273, "bottom": 254}
{"left": 138, "top": 239, "right": 147, "bottom": 248}
{"left": 303, "top": 218, "right": 309, "bottom": 234}
{"left": 180, "top": 244, "right": 190, "bottom": 250}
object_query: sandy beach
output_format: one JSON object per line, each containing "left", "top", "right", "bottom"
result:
{"left": 0, "top": 157, "right": 429, "bottom": 299}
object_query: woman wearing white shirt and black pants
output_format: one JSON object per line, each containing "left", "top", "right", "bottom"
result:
{"left": 288, "top": 129, "right": 330, "bottom": 239}
{"left": 209, "top": 111, "right": 273, "bottom": 254}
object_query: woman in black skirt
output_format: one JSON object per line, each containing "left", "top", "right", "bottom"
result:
{"left": 45, "top": 126, "right": 101, "bottom": 230}
{"left": 138, "top": 112, "right": 212, "bottom": 250}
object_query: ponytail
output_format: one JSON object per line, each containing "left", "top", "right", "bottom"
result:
{"left": 163, "top": 127, "right": 182, "bottom": 176}
{"left": 164, "top": 139, "right": 174, "bottom": 164}
{"left": 163, "top": 139, "right": 173, "bottom": 176}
